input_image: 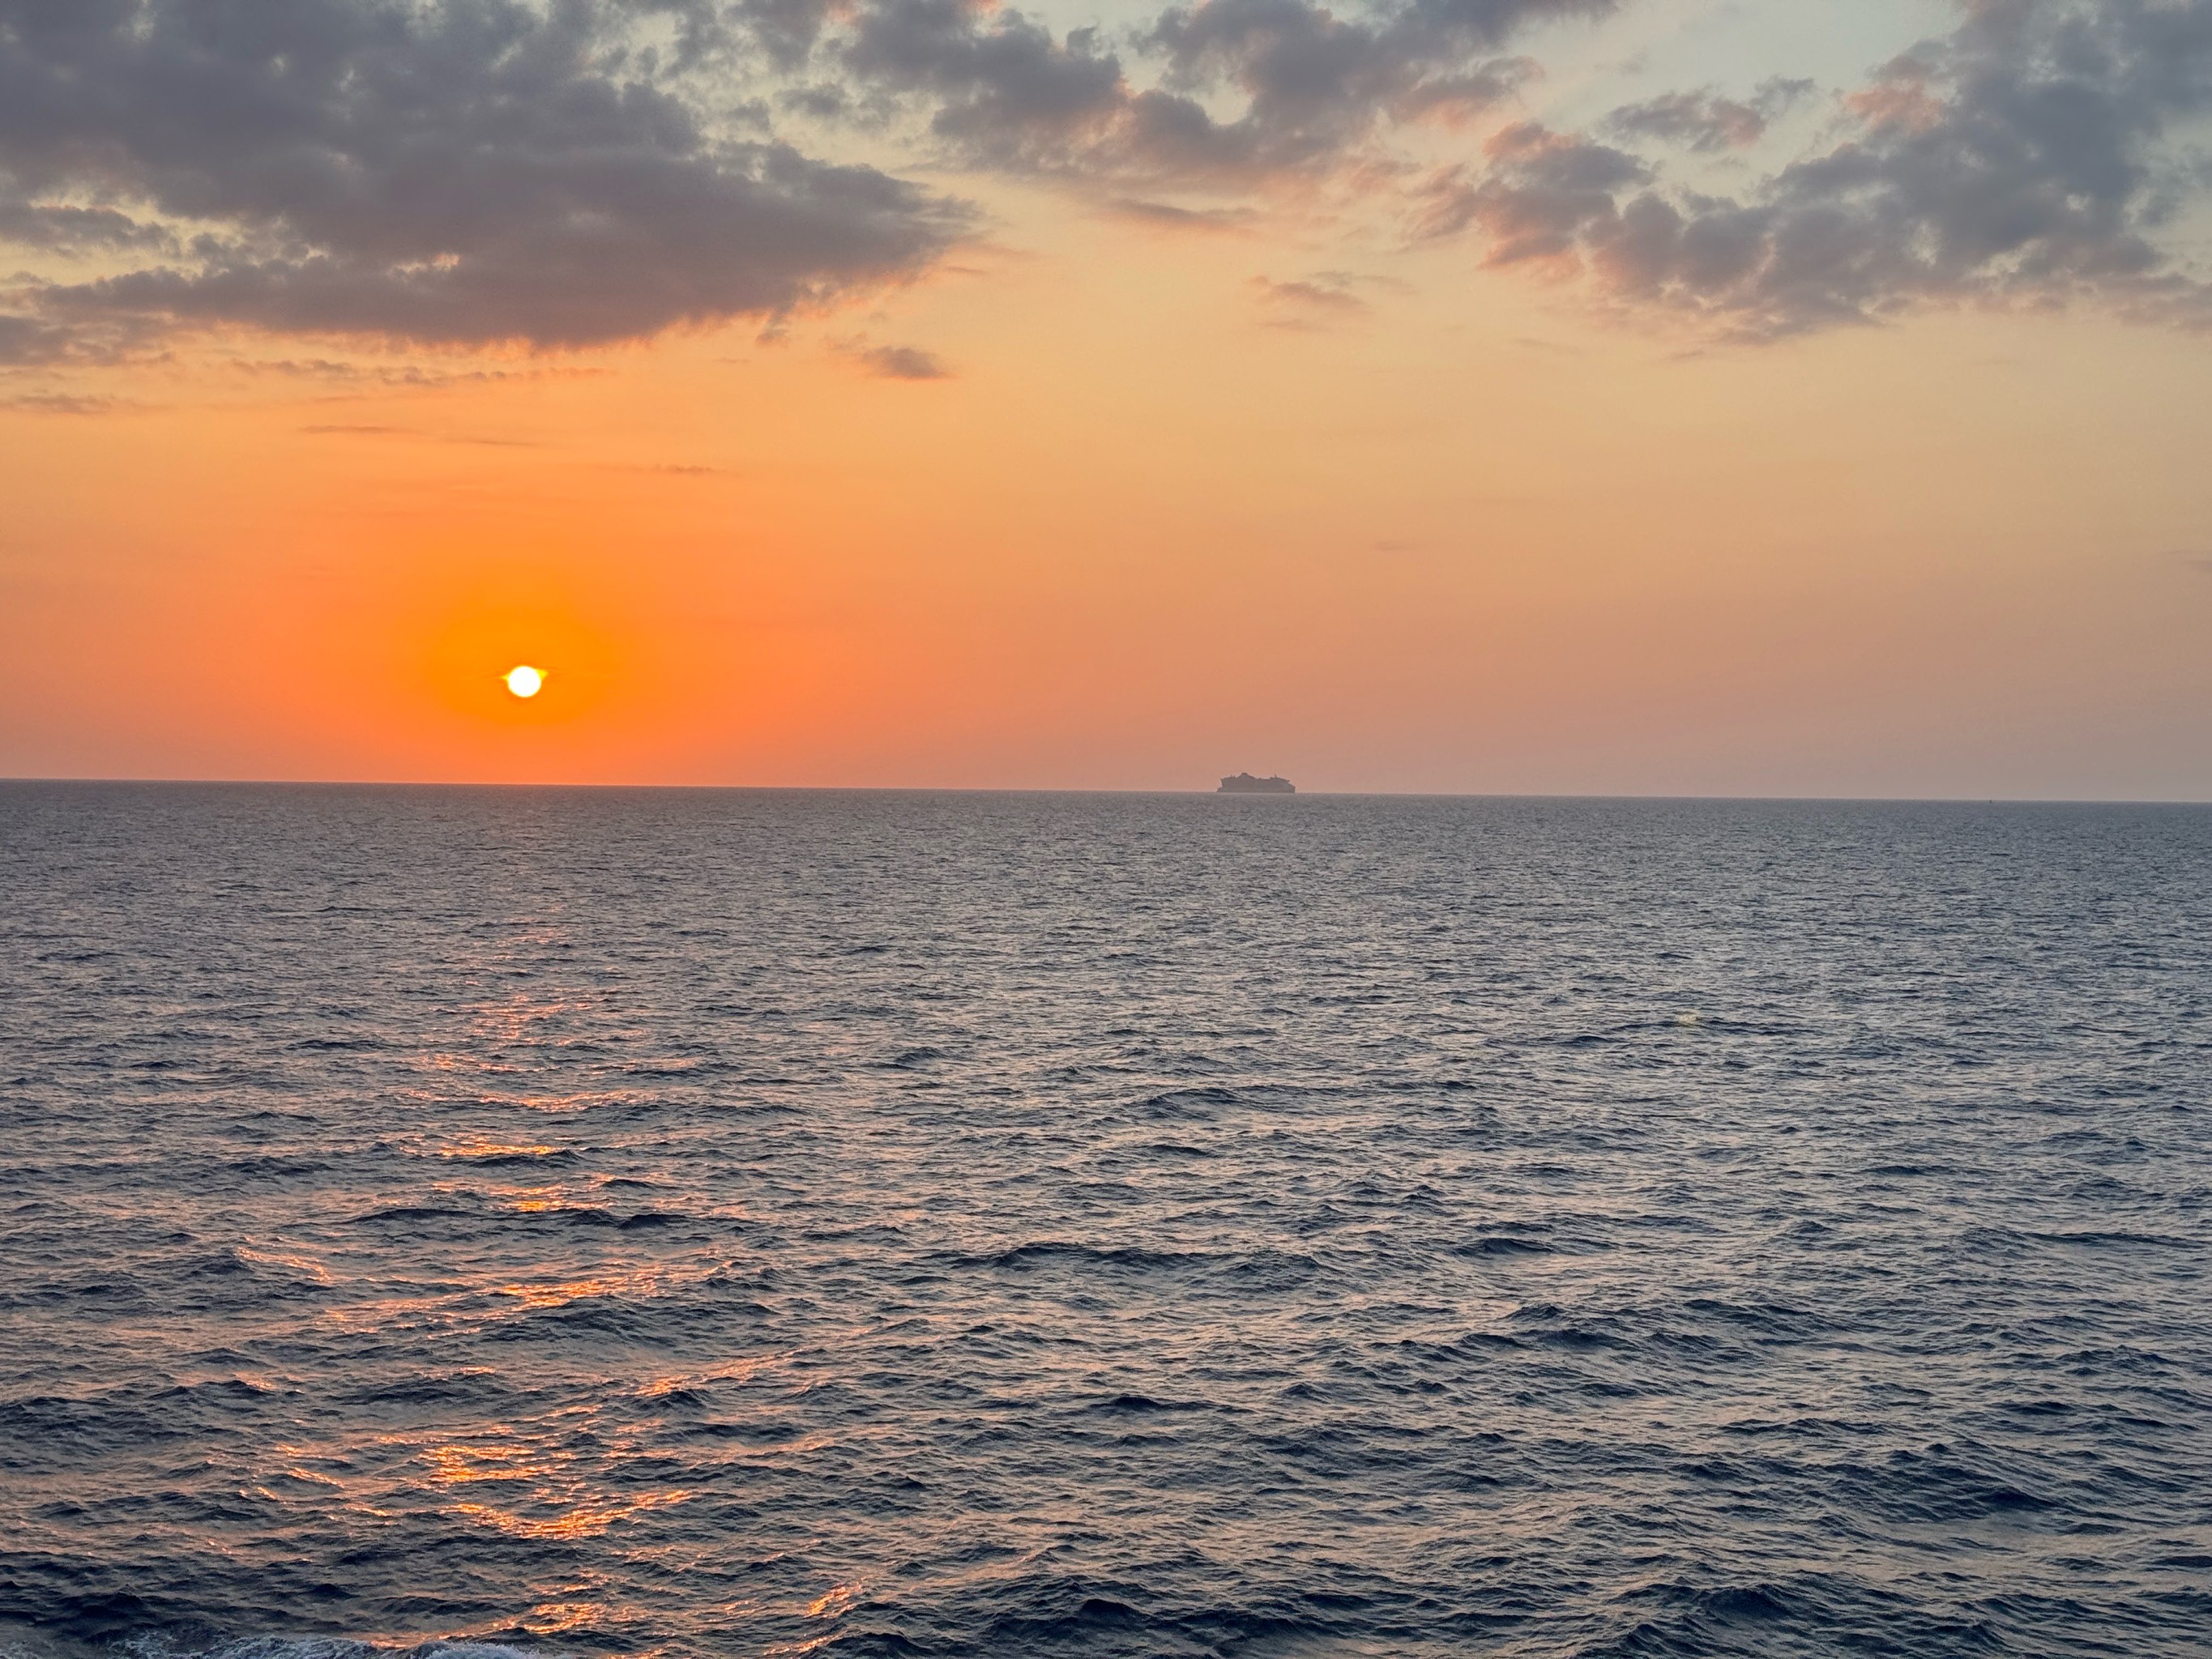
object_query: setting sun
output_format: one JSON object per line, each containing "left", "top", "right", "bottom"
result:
{"left": 505, "top": 665, "right": 545, "bottom": 699}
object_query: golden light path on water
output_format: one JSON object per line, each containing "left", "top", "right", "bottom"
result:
{"left": 2, "top": 789, "right": 2209, "bottom": 1658}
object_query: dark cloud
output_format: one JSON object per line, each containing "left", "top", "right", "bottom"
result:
{"left": 1194, "top": 0, "right": 1602, "bottom": 168}
{"left": 0, "top": 0, "right": 971, "bottom": 355}
{"left": 1415, "top": 121, "right": 1647, "bottom": 252}
{"left": 0, "top": 197, "right": 178, "bottom": 254}
{"left": 1426, "top": 0, "right": 2212, "bottom": 338}
{"left": 843, "top": 0, "right": 1126, "bottom": 165}
{"left": 0, "top": 313, "right": 71, "bottom": 365}
{"left": 1136, "top": 0, "right": 1573, "bottom": 177}
{"left": 723, "top": 0, "right": 842, "bottom": 70}
{"left": 16, "top": 0, "right": 2207, "bottom": 360}
{"left": 815, "top": 0, "right": 1602, "bottom": 181}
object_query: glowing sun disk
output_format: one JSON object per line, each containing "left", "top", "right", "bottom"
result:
{"left": 505, "top": 665, "right": 545, "bottom": 698}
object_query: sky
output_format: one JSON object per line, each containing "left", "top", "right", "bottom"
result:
{"left": 2, "top": 0, "right": 2209, "bottom": 797}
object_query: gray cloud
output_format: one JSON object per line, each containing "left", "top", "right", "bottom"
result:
{"left": 1602, "top": 79, "right": 1813, "bottom": 153}
{"left": 843, "top": 0, "right": 1127, "bottom": 165}
{"left": 0, "top": 313, "right": 72, "bottom": 365}
{"left": 0, "top": 0, "right": 971, "bottom": 356}
{"left": 0, "top": 391, "right": 127, "bottom": 415}
{"left": 728, "top": 0, "right": 2212, "bottom": 352}
{"left": 816, "top": 0, "right": 1603, "bottom": 181}
{"left": 1424, "top": 0, "right": 2212, "bottom": 338}
{"left": 15, "top": 0, "right": 2208, "bottom": 363}
{"left": 0, "top": 307, "right": 162, "bottom": 365}
{"left": 1253, "top": 271, "right": 1371, "bottom": 325}
{"left": 1415, "top": 121, "right": 1637, "bottom": 249}
{"left": 1103, "top": 196, "right": 1260, "bottom": 232}
{"left": 0, "top": 197, "right": 179, "bottom": 255}
{"left": 1135, "top": 0, "right": 1579, "bottom": 177}
{"left": 851, "top": 341, "right": 952, "bottom": 377}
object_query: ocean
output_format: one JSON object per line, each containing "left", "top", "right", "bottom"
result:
{"left": 2, "top": 784, "right": 2207, "bottom": 1658}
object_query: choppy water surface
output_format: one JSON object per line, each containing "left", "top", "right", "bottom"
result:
{"left": 2, "top": 785, "right": 2209, "bottom": 1659}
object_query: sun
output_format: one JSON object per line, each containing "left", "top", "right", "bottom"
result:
{"left": 504, "top": 664, "right": 546, "bottom": 698}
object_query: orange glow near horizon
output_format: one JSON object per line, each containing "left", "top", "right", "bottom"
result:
{"left": 416, "top": 586, "right": 621, "bottom": 728}
{"left": 4, "top": 6, "right": 2212, "bottom": 799}
{"left": 2, "top": 207, "right": 2210, "bottom": 798}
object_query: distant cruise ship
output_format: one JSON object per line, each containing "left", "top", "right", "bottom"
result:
{"left": 1219, "top": 772, "right": 1295, "bottom": 794}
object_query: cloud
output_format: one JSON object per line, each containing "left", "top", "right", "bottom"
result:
{"left": 1134, "top": 0, "right": 1569, "bottom": 177}
{"left": 297, "top": 422, "right": 540, "bottom": 446}
{"left": 0, "top": 308, "right": 162, "bottom": 366}
{"left": 1102, "top": 196, "right": 1261, "bottom": 232}
{"left": 16, "top": 0, "right": 2211, "bottom": 361}
{"left": 1423, "top": 0, "right": 2212, "bottom": 339}
{"left": 0, "top": 0, "right": 971, "bottom": 356}
{"left": 0, "top": 314, "right": 72, "bottom": 366}
{"left": 1415, "top": 121, "right": 1648, "bottom": 253}
{"left": 725, "top": 0, "right": 2212, "bottom": 350}
{"left": 0, "top": 392, "right": 127, "bottom": 416}
{"left": 1253, "top": 271, "right": 1372, "bottom": 325}
{"left": 224, "top": 357, "right": 603, "bottom": 391}
{"left": 849, "top": 342, "right": 954, "bottom": 377}
{"left": 843, "top": 0, "right": 1129, "bottom": 165}
{"left": 817, "top": 0, "right": 1603, "bottom": 181}
{"left": 1602, "top": 79, "right": 1814, "bottom": 153}
{"left": 0, "top": 198, "right": 179, "bottom": 256}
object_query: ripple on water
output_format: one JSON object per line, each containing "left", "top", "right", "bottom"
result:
{"left": 2, "top": 787, "right": 2209, "bottom": 1657}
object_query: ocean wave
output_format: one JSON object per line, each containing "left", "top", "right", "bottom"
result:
{"left": 6, "top": 788, "right": 2210, "bottom": 1657}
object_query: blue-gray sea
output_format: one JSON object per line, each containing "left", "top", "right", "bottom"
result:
{"left": 2, "top": 784, "right": 2208, "bottom": 1659}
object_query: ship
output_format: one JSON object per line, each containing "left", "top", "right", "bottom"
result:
{"left": 1219, "top": 772, "right": 1295, "bottom": 794}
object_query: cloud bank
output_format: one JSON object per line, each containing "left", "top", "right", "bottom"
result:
{"left": 0, "top": 0, "right": 970, "bottom": 360}
{"left": 6, "top": 0, "right": 2212, "bottom": 358}
{"left": 818, "top": 0, "right": 1606, "bottom": 180}
{"left": 1419, "top": 0, "right": 2212, "bottom": 338}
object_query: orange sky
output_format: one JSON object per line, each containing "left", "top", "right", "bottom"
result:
{"left": 3, "top": 2, "right": 2210, "bottom": 797}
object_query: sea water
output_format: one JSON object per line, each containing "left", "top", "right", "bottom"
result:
{"left": 2, "top": 785, "right": 2207, "bottom": 1657}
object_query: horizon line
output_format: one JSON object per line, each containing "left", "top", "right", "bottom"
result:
{"left": 2, "top": 776, "right": 2209, "bottom": 808}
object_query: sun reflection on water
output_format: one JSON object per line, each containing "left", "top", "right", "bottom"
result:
{"left": 421, "top": 1439, "right": 695, "bottom": 1541}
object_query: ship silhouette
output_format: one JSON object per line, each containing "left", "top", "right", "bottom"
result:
{"left": 1219, "top": 772, "right": 1295, "bottom": 794}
